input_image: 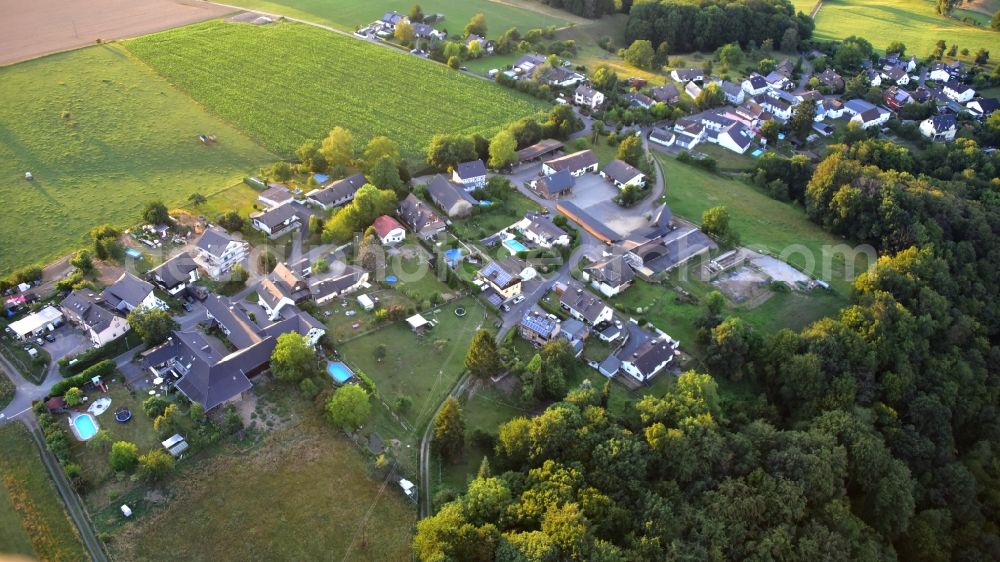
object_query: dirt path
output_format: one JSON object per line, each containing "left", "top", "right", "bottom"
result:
{"left": 0, "top": 0, "right": 234, "bottom": 67}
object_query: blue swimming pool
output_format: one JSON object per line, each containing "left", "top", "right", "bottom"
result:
{"left": 125, "top": 248, "right": 142, "bottom": 259}
{"left": 327, "top": 361, "right": 354, "bottom": 383}
{"left": 444, "top": 248, "right": 463, "bottom": 265}
{"left": 503, "top": 239, "right": 528, "bottom": 254}
{"left": 73, "top": 413, "right": 99, "bottom": 440}
{"left": 751, "top": 149, "right": 765, "bottom": 158}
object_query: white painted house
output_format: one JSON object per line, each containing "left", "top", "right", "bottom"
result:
{"left": 515, "top": 215, "right": 570, "bottom": 248}
{"left": 102, "top": 272, "right": 167, "bottom": 312}
{"left": 943, "top": 81, "right": 976, "bottom": 103}
{"left": 920, "top": 114, "right": 957, "bottom": 142}
{"left": 452, "top": 159, "right": 488, "bottom": 190}
{"left": 574, "top": 85, "right": 605, "bottom": 109}
{"left": 620, "top": 337, "right": 674, "bottom": 383}
{"left": 373, "top": 215, "right": 406, "bottom": 246}
{"left": 600, "top": 160, "right": 646, "bottom": 189}
{"left": 193, "top": 228, "right": 249, "bottom": 280}
{"left": 542, "top": 150, "right": 598, "bottom": 177}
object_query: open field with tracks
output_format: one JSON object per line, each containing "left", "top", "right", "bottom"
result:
{"left": 0, "top": 0, "right": 232, "bottom": 66}
{"left": 124, "top": 20, "right": 548, "bottom": 159}
{"left": 813, "top": 0, "right": 999, "bottom": 57}
{"left": 0, "top": 44, "right": 274, "bottom": 275}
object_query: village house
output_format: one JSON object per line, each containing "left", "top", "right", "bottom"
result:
{"left": 849, "top": 103, "right": 891, "bottom": 129}
{"left": 257, "top": 185, "right": 293, "bottom": 209}
{"left": 516, "top": 139, "right": 563, "bottom": 164}
{"left": 373, "top": 215, "right": 406, "bottom": 245}
{"left": 920, "top": 114, "right": 958, "bottom": 142}
{"left": 464, "top": 34, "right": 492, "bottom": 53}
{"left": 574, "top": 84, "right": 605, "bottom": 109}
{"left": 884, "top": 85, "right": 914, "bottom": 110}
{"left": 650, "top": 84, "right": 680, "bottom": 104}
{"left": 426, "top": 174, "right": 477, "bottom": 218}
{"left": 306, "top": 173, "right": 367, "bottom": 211}
{"left": 601, "top": 159, "right": 646, "bottom": 190}
{"left": 515, "top": 215, "right": 570, "bottom": 248}
{"left": 193, "top": 228, "right": 249, "bottom": 280}
{"left": 765, "top": 71, "right": 790, "bottom": 90}
{"left": 559, "top": 283, "right": 613, "bottom": 326}
{"left": 398, "top": 194, "right": 446, "bottom": 239}
{"left": 529, "top": 168, "right": 575, "bottom": 199}
{"left": 103, "top": 272, "right": 166, "bottom": 313}
{"left": 149, "top": 252, "right": 199, "bottom": 296}
{"left": 866, "top": 69, "right": 882, "bottom": 87}
{"left": 673, "top": 119, "right": 705, "bottom": 149}
{"left": 648, "top": 128, "right": 676, "bottom": 147}
{"left": 518, "top": 311, "right": 559, "bottom": 346}
{"left": 625, "top": 92, "right": 655, "bottom": 110}
{"left": 684, "top": 81, "right": 703, "bottom": 100}
{"left": 670, "top": 68, "right": 703, "bottom": 83}
{"left": 251, "top": 203, "right": 300, "bottom": 237}
{"left": 741, "top": 74, "right": 768, "bottom": 96}
{"left": 452, "top": 159, "right": 488, "bottom": 191}
{"left": 943, "top": 81, "right": 975, "bottom": 103}
{"left": 620, "top": 337, "right": 675, "bottom": 382}
{"left": 60, "top": 290, "right": 129, "bottom": 347}
{"left": 583, "top": 255, "right": 634, "bottom": 297}
{"left": 817, "top": 69, "right": 844, "bottom": 91}
{"left": 720, "top": 81, "right": 745, "bottom": 105}
{"left": 717, "top": 122, "right": 754, "bottom": 154}
{"left": 775, "top": 58, "right": 795, "bottom": 77}
{"left": 929, "top": 61, "right": 964, "bottom": 83}
{"left": 542, "top": 149, "right": 598, "bottom": 177}
{"left": 477, "top": 260, "right": 522, "bottom": 302}
{"left": 881, "top": 66, "right": 909, "bottom": 86}
{"left": 311, "top": 264, "right": 369, "bottom": 304}
{"left": 557, "top": 318, "right": 589, "bottom": 356}
{"left": 966, "top": 98, "right": 999, "bottom": 119}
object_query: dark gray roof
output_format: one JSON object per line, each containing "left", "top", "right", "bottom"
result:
{"left": 517, "top": 139, "right": 564, "bottom": 161}
{"left": 102, "top": 273, "right": 153, "bottom": 310}
{"left": 746, "top": 74, "right": 768, "bottom": 89}
{"left": 60, "top": 290, "right": 121, "bottom": 333}
{"left": 196, "top": 228, "right": 239, "bottom": 259}
{"left": 559, "top": 318, "right": 588, "bottom": 342}
{"left": 533, "top": 169, "right": 575, "bottom": 197}
{"left": 720, "top": 81, "right": 742, "bottom": 97}
{"left": 602, "top": 159, "right": 643, "bottom": 185}
{"left": 398, "top": 194, "right": 446, "bottom": 235}
{"left": 426, "top": 174, "right": 476, "bottom": 215}
{"left": 927, "top": 114, "right": 957, "bottom": 131}
{"left": 544, "top": 149, "right": 597, "bottom": 173}
{"left": 673, "top": 68, "right": 702, "bottom": 81}
{"left": 310, "top": 266, "right": 366, "bottom": 300}
{"left": 556, "top": 201, "right": 620, "bottom": 243}
{"left": 650, "top": 84, "right": 679, "bottom": 102}
{"left": 945, "top": 80, "right": 973, "bottom": 93}
{"left": 522, "top": 215, "right": 568, "bottom": 243}
{"left": 253, "top": 203, "right": 298, "bottom": 230}
{"left": 454, "top": 160, "right": 487, "bottom": 179}
{"left": 585, "top": 255, "right": 634, "bottom": 288}
{"left": 309, "top": 173, "right": 367, "bottom": 206}
{"left": 721, "top": 123, "right": 753, "bottom": 150}
{"left": 625, "top": 338, "right": 673, "bottom": 377}
{"left": 559, "top": 284, "right": 609, "bottom": 324}
{"left": 203, "top": 295, "right": 263, "bottom": 349}
{"left": 150, "top": 252, "right": 198, "bottom": 290}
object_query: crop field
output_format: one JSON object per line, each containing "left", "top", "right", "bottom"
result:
{"left": 124, "top": 21, "right": 548, "bottom": 159}
{"left": 659, "top": 156, "right": 865, "bottom": 294}
{"left": 0, "top": 423, "right": 87, "bottom": 561}
{"left": 221, "top": 0, "right": 574, "bottom": 33}
{"left": 0, "top": 44, "right": 275, "bottom": 275}
{"left": 814, "top": 0, "right": 1000, "bottom": 58}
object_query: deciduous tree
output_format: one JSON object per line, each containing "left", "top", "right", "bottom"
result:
{"left": 320, "top": 126, "right": 355, "bottom": 168}
{"left": 270, "top": 332, "right": 320, "bottom": 382}
{"left": 433, "top": 396, "right": 465, "bottom": 462}
{"left": 127, "top": 308, "right": 178, "bottom": 347}
{"left": 325, "top": 384, "right": 371, "bottom": 430}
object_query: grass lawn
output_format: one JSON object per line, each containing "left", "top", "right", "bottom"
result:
{"left": 814, "top": 0, "right": 1000, "bottom": 59}
{"left": 220, "top": 0, "right": 572, "bottom": 34}
{"left": 124, "top": 20, "right": 547, "bottom": 160}
{"left": 105, "top": 386, "right": 415, "bottom": 562}
{"left": 448, "top": 190, "right": 543, "bottom": 242}
{"left": 0, "top": 44, "right": 275, "bottom": 275}
{"left": 660, "top": 155, "right": 866, "bottom": 293}
{"left": 338, "top": 296, "right": 493, "bottom": 432}
{"left": 70, "top": 383, "right": 162, "bottom": 506}
{"left": 561, "top": 15, "right": 668, "bottom": 85}
{"left": 0, "top": 423, "right": 87, "bottom": 562}
{"left": 0, "top": 333, "right": 50, "bottom": 385}
{"left": 696, "top": 143, "right": 757, "bottom": 172}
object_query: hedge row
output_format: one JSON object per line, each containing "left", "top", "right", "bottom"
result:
{"left": 50, "top": 360, "right": 115, "bottom": 397}
{"left": 58, "top": 333, "right": 135, "bottom": 376}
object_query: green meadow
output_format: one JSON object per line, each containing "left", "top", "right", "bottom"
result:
{"left": 124, "top": 20, "right": 548, "bottom": 158}
{"left": 0, "top": 44, "right": 274, "bottom": 275}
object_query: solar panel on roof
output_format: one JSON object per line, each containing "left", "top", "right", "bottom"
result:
{"left": 481, "top": 262, "right": 514, "bottom": 287}
{"left": 520, "top": 314, "right": 555, "bottom": 335}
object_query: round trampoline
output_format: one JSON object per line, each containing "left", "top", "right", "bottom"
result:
{"left": 385, "top": 275, "right": 398, "bottom": 284}
{"left": 455, "top": 307, "right": 467, "bottom": 317}
{"left": 114, "top": 408, "right": 132, "bottom": 423}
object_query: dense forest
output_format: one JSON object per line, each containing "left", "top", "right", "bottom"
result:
{"left": 533, "top": 0, "right": 620, "bottom": 19}
{"left": 413, "top": 138, "right": 1000, "bottom": 559}
{"left": 625, "top": 0, "right": 815, "bottom": 53}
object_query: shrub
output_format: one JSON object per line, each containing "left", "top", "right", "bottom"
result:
{"left": 300, "top": 378, "right": 320, "bottom": 399}
{"left": 109, "top": 441, "right": 139, "bottom": 472}
{"left": 142, "top": 395, "right": 170, "bottom": 418}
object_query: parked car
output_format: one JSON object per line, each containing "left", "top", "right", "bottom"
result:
{"left": 512, "top": 295, "right": 525, "bottom": 304}
{"left": 501, "top": 304, "right": 511, "bottom": 312}
{"left": 34, "top": 337, "right": 45, "bottom": 347}
{"left": 183, "top": 302, "right": 193, "bottom": 312}
{"left": 346, "top": 310, "right": 356, "bottom": 317}
{"left": 44, "top": 333, "right": 56, "bottom": 343}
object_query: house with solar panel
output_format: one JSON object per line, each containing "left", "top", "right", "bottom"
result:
{"left": 518, "top": 311, "right": 560, "bottom": 346}
{"left": 477, "top": 260, "right": 522, "bottom": 304}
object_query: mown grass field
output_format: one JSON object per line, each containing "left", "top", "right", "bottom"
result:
{"left": 813, "top": 0, "right": 1000, "bottom": 58}
{"left": 106, "top": 389, "right": 415, "bottom": 562}
{"left": 124, "top": 21, "right": 548, "bottom": 159}
{"left": 659, "top": 156, "right": 866, "bottom": 294}
{"left": 0, "top": 44, "right": 275, "bottom": 275}
{"left": 0, "top": 423, "right": 86, "bottom": 561}
{"left": 222, "top": 0, "right": 573, "bottom": 33}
